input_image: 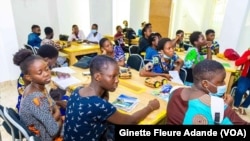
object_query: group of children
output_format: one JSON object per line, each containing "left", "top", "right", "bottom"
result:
{"left": 12, "top": 22, "right": 250, "bottom": 141}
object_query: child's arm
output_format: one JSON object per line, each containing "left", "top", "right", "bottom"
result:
{"left": 55, "top": 100, "right": 67, "bottom": 109}
{"left": 223, "top": 94, "right": 233, "bottom": 107}
{"left": 139, "top": 69, "right": 172, "bottom": 80}
{"left": 213, "top": 41, "right": 220, "bottom": 55}
{"left": 235, "top": 50, "right": 250, "bottom": 66}
{"left": 206, "top": 41, "right": 212, "bottom": 60}
{"left": 172, "top": 54, "right": 184, "bottom": 72}
{"left": 117, "top": 57, "right": 125, "bottom": 67}
{"left": 174, "top": 58, "right": 184, "bottom": 72}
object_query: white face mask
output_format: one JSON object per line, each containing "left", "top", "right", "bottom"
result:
{"left": 91, "top": 29, "right": 97, "bottom": 34}
{"left": 163, "top": 54, "right": 171, "bottom": 59}
{"left": 205, "top": 80, "right": 227, "bottom": 97}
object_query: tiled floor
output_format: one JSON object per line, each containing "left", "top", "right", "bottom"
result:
{"left": 0, "top": 80, "right": 250, "bottom": 140}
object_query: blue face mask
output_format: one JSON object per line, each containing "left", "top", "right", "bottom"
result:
{"left": 205, "top": 80, "right": 227, "bottom": 97}
{"left": 91, "top": 29, "right": 97, "bottom": 34}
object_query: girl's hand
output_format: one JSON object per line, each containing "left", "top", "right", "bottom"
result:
{"left": 147, "top": 99, "right": 160, "bottom": 111}
{"left": 162, "top": 74, "right": 172, "bottom": 81}
{"left": 223, "top": 94, "right": 233, "bottom": 107}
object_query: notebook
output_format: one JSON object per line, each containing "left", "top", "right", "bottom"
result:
{"left": 51, "top": 76, "right": 81, "bottom": 90}
{"left": 112, "top": 94, "right": 139, "bottom": 112}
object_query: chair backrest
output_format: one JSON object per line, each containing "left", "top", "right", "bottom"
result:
{"left": 3, "top": 107, "right": 40, "bottom": 141}
{"left": 0, "top": 105, "right": 19, "bottom": 141}
{"left": 144, "top": 59, "right": 152, "bottom": 65}
{"left": 129, "top": 45, "right": 139, "bottom": 55}
{"left": 24, "top": 44, "right": 36, "bottom": 55}
{"left": 33, "top": 46, "right": 39, "bottom": 55}
{"left": 179, "top": 68, "right": 187, "bottom": 83}
{"left": 127, "top": 54, "right": 144, "bottom": 71}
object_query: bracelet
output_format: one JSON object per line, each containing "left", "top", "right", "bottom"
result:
{"left": 148, "top": 105, "right": 154, "bottom": 111}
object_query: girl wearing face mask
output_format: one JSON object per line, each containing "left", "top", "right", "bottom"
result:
{"left": 84, "top": 23, "right": 102, "bottom": 44}
{"left": 140, "top": 38, "right": 184, "bottom": 81}
{"left": 166, "top": 59, "right": 249, "bottom": 125}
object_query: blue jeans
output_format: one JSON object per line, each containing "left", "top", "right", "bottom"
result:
{"left": 234, "top": 76, "right": 250, "bottom": 108}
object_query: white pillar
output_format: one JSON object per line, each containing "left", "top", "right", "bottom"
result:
{"left": 0, "top": 0, "right": 20, "bottom": 82}
{"left": 219, "top": 0, "right": 250, "bottom": 53}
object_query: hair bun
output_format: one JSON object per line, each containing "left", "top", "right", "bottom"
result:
{"left": 13, "top": 49, "right": 33, "bottom": 66}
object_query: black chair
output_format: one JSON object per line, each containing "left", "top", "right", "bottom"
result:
{"left": 0, "top": 105, "right": 20, "bottom": 141}
{"left": 127, "top": 54, "right": 144, "bottom": 71}
{"left": 3, "top": 107, "right": 41, "bottom": 141}
{"left": 128, "top": 45, "right": 140, "bottom": 56}
{"left": 24, "top": 44, "right": 36, "bottom": 55}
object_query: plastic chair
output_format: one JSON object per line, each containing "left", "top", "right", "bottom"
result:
{"left": 127, "top": 54, "right": 144, "bottom": 71}
{"left": 3, "top": 107, "right": 41, "bottom": 141}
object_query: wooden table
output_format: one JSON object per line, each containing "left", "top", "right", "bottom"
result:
{"left": 176, "top": 51, "right": 238, "bottom": 93}
{"left": 66, "top": 66, "right": 184, "bottom": 125}
{"left": 60, "top": 41, "right": 101, "bottom": 66}
{"left": 59, "top": 51, "right": 69, "bottom": 58}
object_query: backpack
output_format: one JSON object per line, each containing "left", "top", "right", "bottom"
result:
{"left": 224, "top": 48, "right": 240, "bottom": 61}
{"left": 73, "top": 56, "right": 93, "bottom": 69}
{"left": 59, "top": 34, "right": 69, "bottom": 41}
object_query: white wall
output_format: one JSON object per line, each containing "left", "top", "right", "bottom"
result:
{"left": 0, "top": 0, "right": 20, "bottom": 82}
{"left": 220, "top": 0, "right": 250, "bottom": 55}
{"left": 56, "top": 0, "right": 90, "bottom": 37}
{"left": 169, "top": 0, "right": 221, "bottom": 38}
{"left": 11, "top": 0, "right": 55, "bottom": 48}
{"left": 11, "top": 0, "right": 90, "bottom": 46}
{"left": 130, "top": 0, "right": 150, "bottom": 35}
{"left": 112, "top": 0, "right": 130, "bottom": 34}
{"left": 89, "top": 0, "right": 113, "bottom": 35}
{"left": 238, "top": 6, "right": 250, "bottom": 55}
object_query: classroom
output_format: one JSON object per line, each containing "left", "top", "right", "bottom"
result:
{"left": 0, "top": 0, "right": 250, "bottom": 140}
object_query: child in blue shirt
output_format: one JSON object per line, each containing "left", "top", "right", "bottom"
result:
{"left": 145, "top": 32, "right": 162, "bottom": 60}
{"left": 140, "top": 38, "right": 184, "bottom": 81}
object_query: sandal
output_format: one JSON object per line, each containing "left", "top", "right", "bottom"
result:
{"left": 239, "top": 107, "right": 247, "bottom": 115}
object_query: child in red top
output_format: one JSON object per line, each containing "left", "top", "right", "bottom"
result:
{"left": 114, "top": 25, "right": 128, "bottom": 52}
{"left": 233, "top": 49, "right": 250, "bottom": 115}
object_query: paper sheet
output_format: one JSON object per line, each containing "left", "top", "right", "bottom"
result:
{"left": 51, "top": 76, "right": 81, "bottom": 89}
{"left": 169, "top": 70, "right": 184, "bottom": 85}
{"left": 51, "top": 67, "right": 76, "bottom": 74}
